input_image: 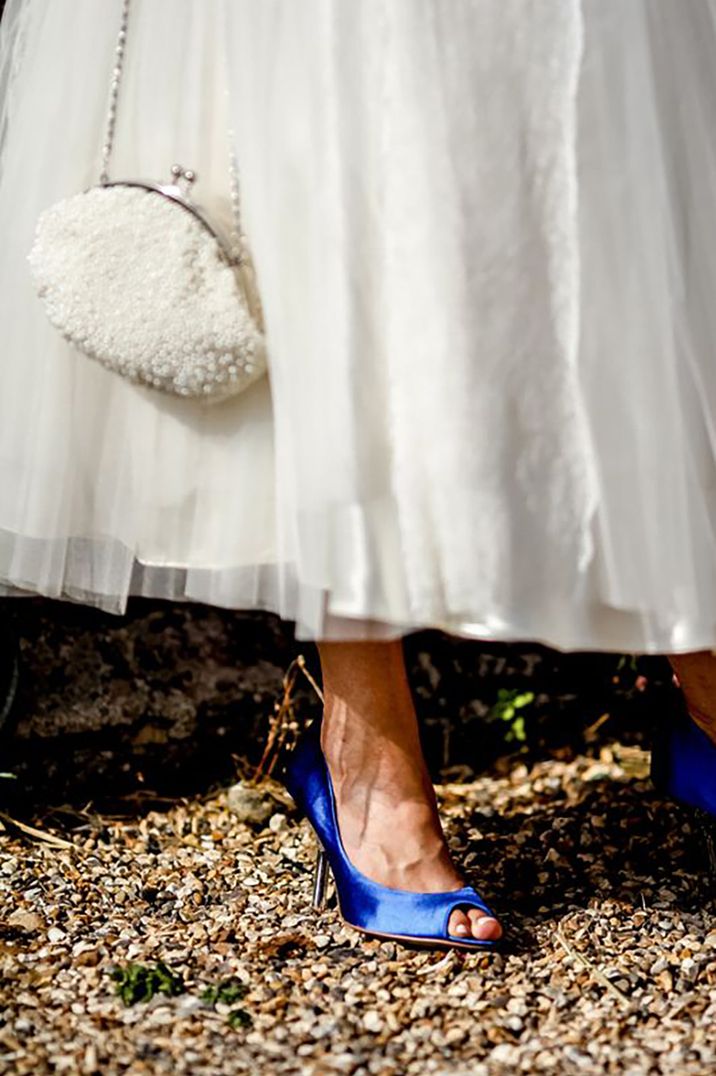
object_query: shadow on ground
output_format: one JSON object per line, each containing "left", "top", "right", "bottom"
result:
{"left": 459, "top": 776, "right": 716, "bottom": 949}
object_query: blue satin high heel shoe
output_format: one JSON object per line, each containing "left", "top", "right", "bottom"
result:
{"left": 280, "top": 715, "right": 502, "bottom": 952}
{"left": 651, "top": 677, "right": 716, "bottom": 819}
{"left": 651, "top": 683, "right": 716, "bottom": 876}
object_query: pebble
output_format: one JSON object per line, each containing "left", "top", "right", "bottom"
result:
{"left": 8, "top": 910, "right": 44, "bottom": 933}
{"left": 226, "top": 781, "right": 275, "bottom": 826}
{"left": 363, "top": 1011, "right": 383, "bottom": 1033}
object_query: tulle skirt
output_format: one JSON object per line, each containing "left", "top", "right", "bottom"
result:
{"left": 2, "top": 0, "right": 716, "bottom": 651}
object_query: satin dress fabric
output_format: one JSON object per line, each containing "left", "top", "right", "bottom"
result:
{"left": 1, "top": 1, "right": 716, "bottom": 651}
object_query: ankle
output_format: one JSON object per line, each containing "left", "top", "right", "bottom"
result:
{"left": 669, "top": 658, "right": 716, "bottom": 746}
{"left": 321, "top": 693, "right": 424, "bottom": 762}
{"left": 321, "top": 736, "right": 435, "bottom": 810}
{"left": 672, "top": 673, "right": 716, "bottom": 744}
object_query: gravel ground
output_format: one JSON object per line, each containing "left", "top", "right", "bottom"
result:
{"left": 2, "top": 737, "right": 716, "bottom": 1075}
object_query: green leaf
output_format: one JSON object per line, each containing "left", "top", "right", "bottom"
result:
{"left": 511, "top": 715, "right": 527, "bottom": 743}
{"left": 201, "top": 978, "right": 248, "bottom": 1006}
{"left": 512, "top": 692, "right": 535, "bottom": 709}
{"left": 227, "top": 1008, "right": 253, "bottom": 1030}
{"left": 111, "top": 961, "right": 185, "bottom": 1007}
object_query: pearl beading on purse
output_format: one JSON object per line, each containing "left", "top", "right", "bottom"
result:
{"left": 28, "top": 185, "right": 266, "bottom": 398}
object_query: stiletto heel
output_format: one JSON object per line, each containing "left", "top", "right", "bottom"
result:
{"left": 312, "top": 846, "right": 329, "bottom": 910}
{"left": 281, "top": 715, "right": 502, "bottom": 952}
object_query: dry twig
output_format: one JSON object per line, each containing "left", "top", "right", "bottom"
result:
{"left": 252, "top": 654, "right": 323, "bottom": 783}
{"left": 0, "top": 812, "right": 74, "bottom": 850}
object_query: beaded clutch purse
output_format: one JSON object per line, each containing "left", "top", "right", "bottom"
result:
{"left": 27, "top": 0, "right": 267, "bottom": 401}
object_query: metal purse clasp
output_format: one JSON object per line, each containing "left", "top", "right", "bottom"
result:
{"left": 100, "top": 163, "right": 240, "bottom": 269}
{"left": 157, "top": 163, "right": 198, "bottom": 201}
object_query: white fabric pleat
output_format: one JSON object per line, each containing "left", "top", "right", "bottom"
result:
{"left": 1, "top": 0, "right": 716, "bottom": 652}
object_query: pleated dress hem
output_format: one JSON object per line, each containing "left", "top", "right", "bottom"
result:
{"left": 2, "top": 532, "right": 715, "bottom": 656}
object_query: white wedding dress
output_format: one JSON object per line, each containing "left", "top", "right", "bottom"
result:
{"left": 1, "top": 0, "right": 716, "bottom": 652}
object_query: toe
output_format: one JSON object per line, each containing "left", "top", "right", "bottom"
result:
{"left": 447, "top": 909, "right": 472, "bottom": 938}
{"left": 467, "top": 907, "right": 502, "bottom": 941}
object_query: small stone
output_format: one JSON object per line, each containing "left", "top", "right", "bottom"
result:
{"left": 82, "top": 1044, "right": 98, "bottom": 1074}
{"left": 489, "top": 1043, "right": 518, "bottom": 1065}
{"left": 176, "top": 996, "right": 205, "bottom": 1017}
{"left": 363, "top": 1010, "right": 383, "bottom": 1033}
{"left": 445, "top": 1027, "right": 467, "bottom": 1046}
{"left": 7, "top": 910, "right": 44, "bottom": 933}
{"left": 75, "top": 949, "right": 100, "bottom": 968}
{"left": 226, "top": 781, "right": 275, "bottom": 826}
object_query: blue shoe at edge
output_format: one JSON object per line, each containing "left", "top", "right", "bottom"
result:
{"left": 281, "top": 715, "right": 502, "bottom": 952}
{"left": 653, "top": 705, "right": 716, "bottom": 819}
